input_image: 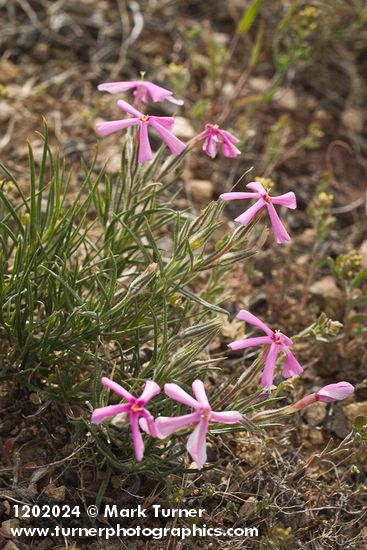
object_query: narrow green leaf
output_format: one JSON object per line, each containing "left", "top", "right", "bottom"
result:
{"left": 237, "top": 0, "right": 262, "bottom": 34}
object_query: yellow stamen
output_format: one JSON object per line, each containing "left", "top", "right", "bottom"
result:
{"left": 131, "top": 404, "right": 142, "bottom": 412}
{"left": 274, "top": 330, "right": 281, "bottom": 345}
{"left": 141, "top": 115, "right": 149, "bottom": 122}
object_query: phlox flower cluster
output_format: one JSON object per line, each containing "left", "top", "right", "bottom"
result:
{"left": 92, "top": 378, "right": 243, "bottom": 468}
{"left": 92, "top": 78, "right": 355, "bottom": 468}
{"left": 96, "top": 79, "right": 240, "bottom": 163}
{"left": 91, "top": 377, "right": 354, "bottom": 468}
{"left": 96, "top": 78, "right": 295, "bottom": 243}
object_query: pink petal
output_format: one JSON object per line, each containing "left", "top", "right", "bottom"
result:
{"left": 138, "top": 122, "right": 153, "bottom": 163}
{"left": 280, "top": 333, "right": 293, "bottom": 346}
{"left": 96, "top": 118, "right": 139, "bottom": 136}
{"left": 236, "top": 310, "right": 274, "bottom": 337}
{"left": 150, "top": 116, "right": 174, "bottom": 130}
{"left": 246, "top": 181, "right": 266, "bottom": 194}
{"left": 155, "top": 412, "right": 200, "bottom": 438}
{"left": 316, "top": 382, "right": 354, "bottom": 403}
{"left": 219, "top": 192, "right": 259, "bottom": 201}
{"left": 98, "top": 81, "right": 138, "bottom": 94}
{"left": 266, "top": 202, "right": 291, "bottom": 244}
{"left": 130, "top": 413, "right": 145, "bottom": 462}
{"left": 127, "top": 82, "right": 183, "bottom": 105}
{"left": 271, "top": 192, "right": 297, "bottom": 209}
{"left": 218, "top": 129, "right": 240, "bottom": 144}
{"left": 139, "top": 416, "right": 149, "bottom": 434}
{"left": 186, "top": 419, "right": 209, "bottom": 469}
{"left": 203, "top": 134, "right": 218, "bottom": 158}
{"left": 282, "top": 348, "right": 303, "bottom": 378}
{"left": 139, "top": 410, "right": 158, "bottom": 437}
{"left": 221, "top": 140, "right": 241, "bottom": 158}
{"left": 164, "top": 383, "right": 200, "bottom": 409}
{"left": 234, "top": 199, "right": 264, "bottom": 226}
{"left": 166, "top": 95, "right": 184, "bottom": 105}
{"left": 101, "top": 377, "right": 134, "bottom": 401}
{"left": 91, "top": 404, "right": 129, "bottom": 424}
{"left": 150, "top": 120, "right": 186, "bottom": 156}
{"left": 117, "top": 99, "right": 143, "bottom": 118}
{"left": 228, "top": 336, "right": 273, "bottom": 351}
{"left": 260, "top": 343, "right": 279, "bottom": 388}
{"left": 139, "top": 380, "right": 161, "bottom": 404}
{"left": 134, "top": 86, "right": 149, "bottom": 104}
{"left": 141, "top": 81, "right": 174, "bottom": 103}
{"left": 210, "top": 411, "right": 243, "bottom": 424}
{"left": 192, "top": 380, "right": 210, "bottom": 408}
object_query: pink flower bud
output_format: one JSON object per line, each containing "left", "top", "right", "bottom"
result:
{"left": 316, "top": 382, "right": 354, "bottom": 403}
{"left": 291, "top": 382, "right": 354, "bottom": 412}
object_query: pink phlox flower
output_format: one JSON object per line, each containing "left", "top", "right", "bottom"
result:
{"left": 316, "top": 381, "right": 354, "bottom": 403}
{"left": 98, "top": 80, "right": 183, "bottom": 106}
{"left": 96, "top": 99, "right": 186, "bottom": 163}
{"left": 91, "top": 377, "right": 160, "bottom": 462}
{"left": 228, "top": 309, "right": 303, "bottom": 389}
{"left": 194, "top": 124, "right": 241, "bottom": 158}
{"left": 151, "top": 380, "right": 243, "bottom": 469}
{"left": 220, "top": 181, "right": 297, "bottom": 244}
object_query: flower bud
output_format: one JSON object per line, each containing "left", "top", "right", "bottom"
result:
{"left": 316, "top": 381, "right": 354, "bottom": 403}
{"left": 290, "top": 382, "right": 354, "bottom": 412}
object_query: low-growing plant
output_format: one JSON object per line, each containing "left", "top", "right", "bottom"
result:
{"left": 0, "top": 77, "right": 357, "bottom": 480}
